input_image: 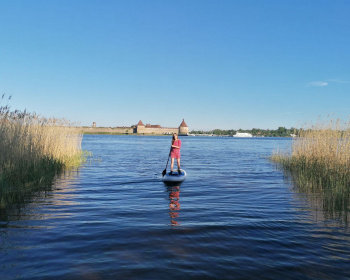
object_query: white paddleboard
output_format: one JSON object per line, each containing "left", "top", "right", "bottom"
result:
{"left": 162, "top": 169, "right": 187, "bottom": 183}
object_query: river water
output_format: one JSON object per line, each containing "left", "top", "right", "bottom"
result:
{"left": 1, "top": 135, "right": 350, "bottom": 279}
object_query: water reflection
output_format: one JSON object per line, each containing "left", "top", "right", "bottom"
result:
{"left": 289, "top": 173, "right": 350, "bottom": 226}
{"left": 0, "top": 170, "right": 80, "bottom": 223}
{"left": 166, "top": 185, "right": 181, "bottom": 227}
{"left": 0, "top": 171, "right": 80, "bottom": 279}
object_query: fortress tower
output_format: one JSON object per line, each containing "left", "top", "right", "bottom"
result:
{"left": 179, "top": 119, "right": 189, "bottom": 135}
{"left": 82, "top": 119, "right": 189, "bottom": 135}
{"left": 134, "top": 119, "right": 188, "bottom": 134}
{"left": 136, "top": 120, "right": 145, "bottom": 133}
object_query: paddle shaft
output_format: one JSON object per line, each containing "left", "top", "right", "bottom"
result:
{"left": 162, "top": 146, "right": 172, "bottom": 176}
{"left": 165, "top": 150, "right": 171, "bottom": 170}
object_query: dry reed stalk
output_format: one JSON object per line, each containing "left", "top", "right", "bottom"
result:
{"left": 271, "top": 118, "right": 350, "bottom": 190}
{"left": 0, "top": 99, "right": 84, "bottom": 207}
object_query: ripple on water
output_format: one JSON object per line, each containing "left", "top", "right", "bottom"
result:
{"left": 1, "top": 136, "right": 350, "bottom": 280}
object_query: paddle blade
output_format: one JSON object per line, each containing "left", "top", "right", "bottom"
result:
{"left": 162, "top": 169, "right": 166, "bottom": 177}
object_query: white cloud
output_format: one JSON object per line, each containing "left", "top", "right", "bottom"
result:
{"left": 308, "top": 81, "right": 328, "bottom": 87}
{"left": 307, "top": 79, "right": 349, "bottom": 87}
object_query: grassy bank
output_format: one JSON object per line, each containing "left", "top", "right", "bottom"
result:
{"left": 271, "top": 118, "right": 350, "bottom": 190}
{"left": 0, "top": 100, "right": 85, "bottom": 208}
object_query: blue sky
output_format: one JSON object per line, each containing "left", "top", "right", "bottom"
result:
{"left": 1, "top": 0, "right": 349, "bottom": 130}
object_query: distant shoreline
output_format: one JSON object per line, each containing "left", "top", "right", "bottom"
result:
{"left": 80, "top": 126, "right": 296, "bottom": 137}
{"left": 83, "top": 131, "right": 170, "bottom": 136}
{"left": 80, "top": 127, "right": 176, "bottom": 136}
{"left": 81, "top": 131, "right": 293, "bottom": 138}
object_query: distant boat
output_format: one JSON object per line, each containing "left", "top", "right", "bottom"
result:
{"left": 233, "top": 132, "right": 253, "bottom": 137}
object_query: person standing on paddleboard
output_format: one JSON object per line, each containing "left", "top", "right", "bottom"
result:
{"left": 170, "top": 133, "right": 181, "bottom": 174}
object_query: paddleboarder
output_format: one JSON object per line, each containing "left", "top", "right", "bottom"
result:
{"left": 170, "top": 133, "right": 181, "bottom": 174}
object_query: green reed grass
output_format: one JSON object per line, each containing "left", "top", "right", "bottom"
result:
{"left": 271, "top": 118, "right": 350, "bottom": 190}
{"left": 271, "top": 118, "right": 350, "bottom": 224}
{"left": 0, "top": 97, "right": 85, "bottom": 208}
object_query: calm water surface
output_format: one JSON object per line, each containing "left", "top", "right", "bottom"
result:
{"left": 1, "top": 135, "right": 350, "bottom": 279}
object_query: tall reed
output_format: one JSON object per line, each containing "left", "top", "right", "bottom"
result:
{"left": 0, "top": 97, "right": 84, "bottom": 207}
{"left": 271, "top": 118, "right": 350, "bottom": 224}
{"left": 271, "top": 118, "right": 350, "bottom": 189}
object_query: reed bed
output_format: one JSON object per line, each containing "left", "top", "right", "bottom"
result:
{"left": 271, "top": 118, "right": 350, "bottom": 224}
{"left": 0, "top": 99, "right": 84, "bottom": 208}
{"left": 271, "top": 118, "right": 350, "bottom": 190}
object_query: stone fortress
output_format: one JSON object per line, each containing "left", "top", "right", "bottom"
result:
{"left": 83, "top": 119, "right": 189, "bottom": 135}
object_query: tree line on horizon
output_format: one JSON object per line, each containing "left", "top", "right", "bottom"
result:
{"left": 190, "top": 127, "right": 299, "bottom": 137}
